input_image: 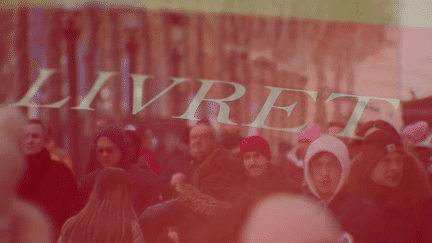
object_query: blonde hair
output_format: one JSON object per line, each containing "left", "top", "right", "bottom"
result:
{"left": 59, "top": 168, "right": 138, "bottom": 243}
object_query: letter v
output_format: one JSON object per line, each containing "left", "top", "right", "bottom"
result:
{"left": 132, "top": 75, "right": 189, "bottom": 115}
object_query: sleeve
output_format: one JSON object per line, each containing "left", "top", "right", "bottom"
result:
{"left": 173, "top": 182, "right": 248, "bottom": 242}
{"left": 138, "top": 199, "right": 182, "bottom": 243}
{"left": 174, "top": 183, "right": 232, "bottom": 216}
{"left": 139, "top": 199, "right": 181, "bottom": 228}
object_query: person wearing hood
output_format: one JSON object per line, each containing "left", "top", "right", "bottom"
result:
{"left": 349, "top": 129, "right": 432, "bottom": 243}
{"left": 284, "top": 123, "right": 320, "bottom": 185}
{"left": 79, "top": 124, "right": 163, "bottom": 217}
{"left": 304, "top": 135, "right": 385, "bottom": 243}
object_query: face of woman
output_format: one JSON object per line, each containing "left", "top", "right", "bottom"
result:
{"left": 370, "top": 152, "right": 404, "bottom": 188}
{"left": 96, "top": 137, "right": 123, "bottom": 168}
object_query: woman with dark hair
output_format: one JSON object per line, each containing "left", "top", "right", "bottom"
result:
{"left": 79, "top": 125, "right": 162, "bottom": 217}
{"left": 349, "top": 129, "right": 432, "bottom": 243}
{"left": 59, "top": 167, "right": 144, "bottom": 243}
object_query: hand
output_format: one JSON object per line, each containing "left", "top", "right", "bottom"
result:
{"left": 170, "top": 173, "right": 186, "bottom": 187}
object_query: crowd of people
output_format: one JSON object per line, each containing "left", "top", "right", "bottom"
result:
{"left": 1, "top": 104, "right": 432, "bottom": 243}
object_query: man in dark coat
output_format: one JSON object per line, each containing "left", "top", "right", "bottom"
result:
{"left": 18, "top": 119, "right": 80, "bottom": 239}
{"left": 303, "top": 134, "right": 386, "bottom": 243}
{"left": 232, "top": 135, "right": 302, "bottom": 236}
{"left": 140, "top": 148, "right": 249, "bottom": 243}
{"left": 160, "top": 119, "right": 217, "bottom": 200}
{"left": 140, "top": 136, "right": 301, "bottom": 243}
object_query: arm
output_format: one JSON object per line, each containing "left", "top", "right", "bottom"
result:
{"left": 174, "top": 182, "right": 232, "bottom": 216}
{"left": 138, "top": 199, "right": 182, "bottom": 243}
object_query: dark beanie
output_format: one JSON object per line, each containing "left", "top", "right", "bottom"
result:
{"left": 358, "top": 119, "right": 401, "bottom": 140}
{"left": 239, "top": 136, "right": 271, "bottom": 161}
{"left": 372, "top": 120, "right": 401, "bottom": 140}
{"left": 96, "top": 125, "right": 127, "bottom": 157}
{"left": 361, "top": 129, "right": 403, "bottom": 159}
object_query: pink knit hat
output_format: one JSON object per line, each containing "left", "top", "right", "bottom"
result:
{"left": 401, "top": 121, "right": 429, "bottom": 143}
{"left": 298, "top": 124, "right": 321, "bottom": 143}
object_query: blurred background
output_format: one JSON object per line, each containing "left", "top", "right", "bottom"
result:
{"left": 1, "top": 0, "right": 426, "bottom": 180}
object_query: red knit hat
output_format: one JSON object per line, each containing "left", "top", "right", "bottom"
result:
{"left": 239, "top": 136, "right": 271, "bottom": 161}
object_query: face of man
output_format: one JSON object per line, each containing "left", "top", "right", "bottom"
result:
{"left": 243, "top": 151, "right": 269, "bottom": 177}
{"left": 96, "top": 137, "right": 123, "bottom": 168}
{"left": 370, "top": 152, "right": 404, "bottom": 188}
{"left": 309, "top": 152, "right": 342, "bottom": 200}
{"left": 189, "top": 124, "right": 215, "bottom": 159}
{"left": 22, "top": 124, "right": 46, "bottom": 156}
